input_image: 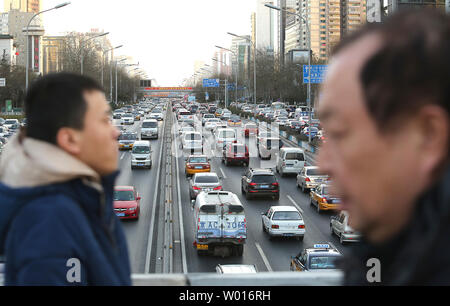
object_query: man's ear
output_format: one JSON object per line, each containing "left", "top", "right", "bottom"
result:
{"left": 56, "top": 127, "right": 82, "bottom": 156}
{"left": 416, "top": 105, "right": 449, "bottom": 176}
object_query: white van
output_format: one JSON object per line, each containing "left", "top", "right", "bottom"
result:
{"left": 131, "top": 140, "right": 152, "bottom": 169}
{"left": 141, "top": 119, "right": 159, "bottom": 140}
{"left": 276, "top": 147, "right": 305, "bottom": 176}
{"left": 192, "top": 191, "right": 246, "bottom": 257}
{"left": 215, "top": 128, "right": 237, "bottom": 150}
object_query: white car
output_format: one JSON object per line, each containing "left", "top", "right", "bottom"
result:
{"left": 261, "top": 206, "right": 305, "bottom": 241}
{"left": 121, "top": 114, "right": 134, "bottom": 125}
{"left": 181, "top": 131, "right": 203, "bottom": 153}
{"left": 179, "top": 126, "right": 195, "bottom": 137}
{"left": 214, "top": 128, "right": 237, "bottom": 150}
{"left": 204, "top": 118, "right": 221, "bottom": 131}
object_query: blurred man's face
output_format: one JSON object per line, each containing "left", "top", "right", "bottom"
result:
{"left": 317, "top": 34, "right": 424, "bottom": 243}
{"left": 77, "top": 90, "right": 119, "bottom": 176}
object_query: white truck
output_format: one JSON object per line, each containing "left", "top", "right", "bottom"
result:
{"left": 192, "top": 191, "right": 247, "bottom": 257}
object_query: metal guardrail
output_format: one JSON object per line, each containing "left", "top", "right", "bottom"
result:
{"left": 0, "top": 271, "right": 343, "bottom": 286}
{"left": 132, "top": 271, "right": 343, "bottom": 286}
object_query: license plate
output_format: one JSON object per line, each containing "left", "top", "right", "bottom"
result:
{"left": 283, "top": 233, "right": 294, "bottom": 236}
{"left": 195, "top": 166, "right": 203, "bottom": 169}
{"left": 197, "top": 244, "right": 208, "bottom": 250}
{"left": 260, "top": 185, "right": 269, "bottom": 189}
{"left": 203, "top": 188, "right": 212, "bottom": 192}
{"left": 315, "top": 179, "right": 322, "bottom": 182}
{"left": 138, "top": 163, "right": 144, "bottom": 166}
{"left": 116, "top": 213, "right": 125, "bottom": 217}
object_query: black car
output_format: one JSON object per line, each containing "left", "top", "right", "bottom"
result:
{"left": 241, "top": 168, "right": 280, "bottom": 200}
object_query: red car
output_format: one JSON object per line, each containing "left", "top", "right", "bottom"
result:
{"left": 222, "top": 143, "right": 249, "bottom": 166}
{"left": 244, "top": 123, "right": 259, "bottom": 137}
{"left": 113, "top": 186, "right": 141, "bottom": 220}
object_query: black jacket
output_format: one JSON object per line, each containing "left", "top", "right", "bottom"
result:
{"left": 340, "top": 167, "right": 450, "bottom": 285}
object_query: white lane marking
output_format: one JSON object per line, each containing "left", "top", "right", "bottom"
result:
{"left": 120, "top": 153, "right": 125, "bottom": 160}
{"left": 174, "top": 115, "right": 188, "bottom": 274}
{"left": 287, "top": 195, "right": 304, "bottom": 214}
{"left": 255, "top": 242, "right": 273, "bottom": 272}
{"left": 219, "top": 167, "right": 227, "bottom": 179}
{"left": 145, "top": 112, "right": 166, "bottom": 274}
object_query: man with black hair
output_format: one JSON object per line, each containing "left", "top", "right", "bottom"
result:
{"left": 318, "top": 9, "right": 450, "bottom": 285}
{"left": 0, "top": 73, "right": 131, "bottom": 285}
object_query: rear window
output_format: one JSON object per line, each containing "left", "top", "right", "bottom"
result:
{"left": 179, "top": 111, "right": 191, "bottom": 116}
{"left": 142, "top": 122, "right": 158, "bottom": 128}
{"left": 185, "top": 133, "right": 202, "bottom": 141}
{"left": 195, "top": 176, "right": 219, "bottom": 184}
{"left": 219, "top": 131, "right": 236, "bottom": 138}
{"left": 285, "top": 152, "right": 305, "bottom": 161}
{"left": 309, "top": 256, "right": 339, "bottom": 270}
{"left": 200, "top": 205, "right": 217, "bottom": 213}
{"left": 231, "top": 145, "right": 247, "bottom": 154}
{"left": 114, "top": 190, "right": 135, "bottom": 201}
{"left": 307, "top": 168, "right": 325, "bottom": 176}
{"left": 189, "top": 157, "right": 208, "bottom": 163}
{"left": 246, "top": 124, "right": 257, "bottom": 129}
{"left": 227, "top": 205, "right": 244, "bottom": 214}
{"left": 252, "top": 175, "right": 276, "bottom": 184}
{"left": 119, "top": 134, "right": 136, "bottom": 140}
{"left": 272, "top": 211, "right": 302, "bottom": 221}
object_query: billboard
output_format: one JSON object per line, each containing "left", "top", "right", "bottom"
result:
{"left": 287, "top": 50, "right": 310, "bottom": 65}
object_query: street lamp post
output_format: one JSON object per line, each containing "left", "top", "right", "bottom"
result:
{"left": 116, "top": 62, "right": 138, "bottom": 104}
{"left": 25, "top": 2, "right": 71, "bottom": 90}
{"left": 102, "top": 45, "right": 123, "bottom": 88}
{"left": 265, "top": 3, "right": 312, "bottom": 143}
{"left": 80, "top": 32, "right": 109, "bottom": 75}
{"left": 215, "top": 45, "right": 238, "bottom": 105}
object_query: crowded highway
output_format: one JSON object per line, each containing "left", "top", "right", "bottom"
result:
{"left": 111, "top": 98, "right": 360, "bottom": 275}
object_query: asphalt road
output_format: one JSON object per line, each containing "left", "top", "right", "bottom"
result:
{"left": 116, "top": 110, "right": 353, "bottom": 274}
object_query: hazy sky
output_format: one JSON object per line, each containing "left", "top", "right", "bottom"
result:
{"left": 1, "top": 0, "right": 257, "bottom": 86}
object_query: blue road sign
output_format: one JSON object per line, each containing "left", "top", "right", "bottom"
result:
{"left": 203, "top": 79, "right": 220, "bottom": 88}
{"left": 303, "top": 65, "right": 328, "bottom": 84}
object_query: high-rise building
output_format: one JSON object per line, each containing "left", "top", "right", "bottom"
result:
{"left": 0, "top": 9, "right": 43, "bottom": 71}
{"left": 4, "top": 0, "right": 41, "bottom": 13}
{"left": 341, "top": 0, "right": 367, "bottom": 37}
{"left": 256, "top": 0, "right": 275, "bottom": 54}
{"left": 42, "top": 35, "right": 64, "bottom": 74}
{"left": 230, "top": 35, "right": 251, "bottom": 83}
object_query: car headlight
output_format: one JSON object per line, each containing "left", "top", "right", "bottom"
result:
{"left": 128, "top": 207, "right": 136, "bottom": 212}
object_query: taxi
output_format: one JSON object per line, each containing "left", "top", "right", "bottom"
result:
{"left": 185, "top": 155, "right": 211, "bottom": 177}
{"left": 215, "top": 109, "right": 223, "bottom": 118}
{"left": 227, "top": 116, "right": 242, "bottom": 127}
{"left": 290, "top": 244, "right": 342, "bottom": 272}
{"left": 118, "top": 132, "right": 137, "bottom": 150}
{"left": 310, "top": 184, "right": 341, "bottom": 213}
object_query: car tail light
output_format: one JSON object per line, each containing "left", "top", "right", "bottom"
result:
{"left": 298, "top": 225, "right": 305, "bottom": 229}
{"left": 272, "top": 182, "right": 279, "bottom": 187}
{"left": 272, "top": 225, "right": 279, "bottom": 229}
{"left": 249, "top": 183, "right": 257, "bottom": 186}
{"left": 322, "top": 197, "right": 328, "bottom": 203}
{"left": 213, "top": 186, "right": 222, "bottom": 191}
{"left": 193, "top": 186, "right": 201, "bottom": 190}
{"left": 282, "top": 162, "right": 286, "bottom": 167}
{"left": 305, "top": 177, "right": 311, "bottom": 182}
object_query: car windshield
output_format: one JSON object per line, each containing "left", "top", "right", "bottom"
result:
{"left": 132, "top": 146, "right": 150, "bottom": 154}
{"left": 142, "top": 122, "right": 157, "bottom": 128}
{"left": 119, "top": 134, "right": 136, "bottom": 140}
{"left": 189, "top": 157, "right": 208, "bottom": 163}
{"left": 219, "top": 131, "right": 235, "bottom": 138}
{"left": 185, "top": 133, "right": 201, "bottom": 141}
{"left": 307, "top": 168, "right": 325, "bottom": 176}
{"left": 272, "top": 211, "right": 302, "bottom": 220}
{"left": 285, "top": 152, "right": 304, "bottom": 161}
{"left": 231, "top": 145, "right": 246, "bottom": 153}
{"left": 252, "top": 175, "right": 276, "bottom": 184}
{"left": 114, "top": 190, "right": 135, "bottom": 201}
{"left": 5, "top": 120, "right": 16, "bottom": 124}
{"left": 308, "top": 256, "right": 339, "bottom": 270}
{"left": 195, "top": 176, "right": 219, "bottom": 184}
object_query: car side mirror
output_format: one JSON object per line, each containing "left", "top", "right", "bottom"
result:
{"left": 137, "top": 197, "right": 141, "bottom": 201}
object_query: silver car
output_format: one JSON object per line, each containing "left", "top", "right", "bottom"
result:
{"left": 297, "top": 166, "right": 329, "bottom": 193}
{"left": 330, "top": 211, "right": 362, "bottom": 244}
{"left": 189, "top": 172, "right": 222, "bottom": 200}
